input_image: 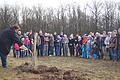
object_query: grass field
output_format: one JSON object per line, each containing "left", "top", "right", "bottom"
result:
{"left": 0, "top": 56, "right": 120, "bottom": 80}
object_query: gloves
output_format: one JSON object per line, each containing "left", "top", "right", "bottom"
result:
{"left": 20, "top": 45, "right": 28, "bottom": 50}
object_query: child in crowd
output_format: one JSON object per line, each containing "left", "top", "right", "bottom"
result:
{"left": 24, "top": 36, "right": 30, "bottom": 56}
{"left": 20, "top": 38, "right": 25, "bottom": 57}
{"left": 81, "top": 35, "right": 87, "bottom": 58}
{"left": 91, "top": 39, "right": 98, "bottom": 60}
{"left": 14, "top": 43, "right": 20, "bottom": 58}
{"left": 86, "top": 35, "right": 92, "bottom": 59}
{"left": 81, "top": 44, "right": 87, "bottom": 58}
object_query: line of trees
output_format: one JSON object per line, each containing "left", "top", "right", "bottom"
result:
{"left": 0, "top": 1, "right": 120, "bottom": 35}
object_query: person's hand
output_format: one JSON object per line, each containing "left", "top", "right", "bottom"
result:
{"left": 20, "top": 45, "right": 28, "bottom": 50}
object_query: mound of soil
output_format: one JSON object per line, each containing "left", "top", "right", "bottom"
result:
{"left": 15, "top": 63, "right": 88, "bottom": 80}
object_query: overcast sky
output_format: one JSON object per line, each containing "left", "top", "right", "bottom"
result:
{"left": 0, "top": 0, "right": 120, "bottom": 9}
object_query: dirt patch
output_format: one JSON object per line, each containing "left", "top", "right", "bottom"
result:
{"left": 15, "top": 63, "right": 88, "bottom": 80}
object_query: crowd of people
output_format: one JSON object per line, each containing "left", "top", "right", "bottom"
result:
{"left": 13, "top": 28, "right": 120, "bottom": 62}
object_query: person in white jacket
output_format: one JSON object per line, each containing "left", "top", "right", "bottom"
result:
{"left": 104, "top": 32, "right": 112, "bottom": 60}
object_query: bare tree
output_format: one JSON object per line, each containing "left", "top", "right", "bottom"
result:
{"left": 21, "top": 7, "right": 34, "bottom": 32}
{"left": 87, "top": 0, "right": 103, "bottom": 32}
{"left": 0, "top": 5, "right": 19, "bottom": 30}
{"left": 0, "top": 1, "right": 119, "bottom": 34}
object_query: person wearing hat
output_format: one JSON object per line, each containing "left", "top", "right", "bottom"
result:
{"left": 0, "top": 26, "right": 28, "bottom": 68}
{"left": 43, "top": 33, "right": 49, "bottom": 56}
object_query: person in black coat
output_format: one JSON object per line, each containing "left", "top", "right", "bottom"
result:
{"left": 0, "top": 26, "right": 27, "bottom": 68}
{"left": 117, "top": 28, "right": 120, "bottom": 61}
{"left": 68, "top": 34, "right": 75, "bottom": 56}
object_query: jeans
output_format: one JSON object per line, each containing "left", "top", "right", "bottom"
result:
{"left": 69, "top": 46, "right": 74, "bottom": 56}
{"left": 49, "top": 46, "right": 54, "bottom": 56}
{"left": 63, "top": 44, "right": 68, "bottom": 56}
{"left": 60, "top": 43, "right": 63, "bottom": 56}
{"left": 76, "top": 46, "right": 82, "bottom": 56}
{"left": 43, "top": 44, "right": 48, "bottom": 56}
{"left": 37, "top": 45, "right": 40, "bottom": 56}
{"left": 109, "top": 48, "right": 117, "bottom": 61}
{"left": 40, "top": 44, "right": 44, "bottom": 56}
{"left": 15, "top": 50, "right": 20, "bottom": 56}
{"left": 0, "top": 51, "right": 7, "bottom": 68}
{"left": 94, "top": 54, "right": 97, "bottom": 59}
{"left": 108, "top": 48, "right": 112, "bottom": 60}
{"left": 25, "top": 45, "right": 30, "bottom": 56}
{"left": 56, "top": 45, "right": 60, "bottom": 56}
{"left": 82, "top": 49, "right": 87, "bottom": 58}
{"left": 20, "top": 50, "right": 25, "bottom": 57}
{"left": 117, "top": 49, "right": 120, "bottom": 61}
{"left": 86, "top": 49, "right": 91, "bottom": 59}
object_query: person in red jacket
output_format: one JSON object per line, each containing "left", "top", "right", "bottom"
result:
{"left": 14, "top": 43, "right": 20, "bottom": 58}
{"left": 24, "top": 36, "right": 30, "bottom": 56}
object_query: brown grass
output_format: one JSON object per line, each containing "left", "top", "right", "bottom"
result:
{"left": 0, "top": 56, "right": 120, "bottom": 80}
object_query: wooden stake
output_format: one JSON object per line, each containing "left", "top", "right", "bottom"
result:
{"left": 33, "top": 32, "right": 38, "bottom": 69}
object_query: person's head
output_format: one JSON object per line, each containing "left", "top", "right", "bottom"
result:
{"left": 18, "top": 31, "right": 21, "bottom": 35}
{"left": 21, "top": 38, "right": 25, "bottom": 41}
{"left": 60, "top": 32, "right": 63, "bottom": 35}
{"left": 78, "top": 36, "right": 81, "bottom": 40}
{"left": 70, "top": 34, "right": 73, "bottom": 39}
{"left": 108, "top": 32, "right": 112, "bottom": 36}
{"left": 57, "top": 35, "right": 61, "bottom": 39}
{"left": 10, "top": 25, "right": 21, "bottom": 34}
{"left": 112, "top": 30, "right": 117, "bottom": 36}
{"left": 64, "top": 34, "right": 67, "bottom": 38}
{"left": 25, "top": 36, "right": 29, "bottom": 40}
{"left": 39, "top": 30, "right": 43, "bottom": 35}
{"left": 111, "top": 32, "right": 115, "bottom": 37}
{"left": 47, "top": 33, "right": 50, "bottom": 37}
{"left": 24, "top": 33, "right": 27, "bottom": 37}
{"left": 83, "top": 34, "right": 87, "bottom": 37}
{"left": 54, "top": 32, "right": 57, "bottom": 35}
{"left": 118, "top": 28, "right": 120, "bottom": 33}
{"left": 113, "top": 30, "right": 117, "bottom": 34}
{"left": 29, "top": 30, "right": 32, "bottom": 34}
{"left": 89, "top": 32, "right": 93, "bottom": 36}
{"left": 87, "top": 35, "right": 92, "bottom": 39}
{"left": 44, "top": 33, "right": 48, "bottom": 37}
{"left": 95, "top": 32, "right": 100, "bottom": 37}
{"left": 50, "top": 34, "right": 53, "bottom": 37}
{"left": 103, "top": 31, "right": 106, "bottom": 35}
{"left": 26, "top": 32, "right": 29, "bottom": 35}
{"left": 76, "top": 34, "right": 79, "bottom": 37}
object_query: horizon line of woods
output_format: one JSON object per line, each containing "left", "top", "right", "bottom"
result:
{"left": 0, "top": 0, "right": 120, "bottom": 35}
